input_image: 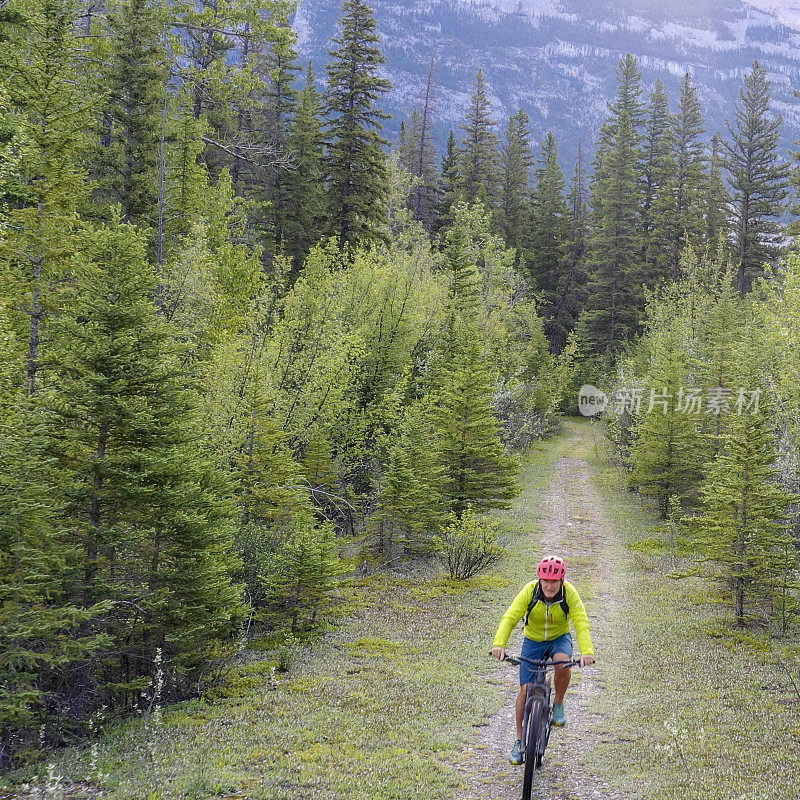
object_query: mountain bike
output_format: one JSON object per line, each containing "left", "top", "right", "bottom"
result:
{"left": 502, "top": 654, "right": 581, "bottom": 800}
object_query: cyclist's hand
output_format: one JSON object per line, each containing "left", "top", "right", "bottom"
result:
{"left": 579, "top": 655, "right": 595, "bottom": 667}
{"left": 491, "top": 647, "right": 506, "bottom": 661}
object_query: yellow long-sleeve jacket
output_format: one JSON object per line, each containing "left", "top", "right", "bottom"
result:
{"left": 492, "top": 579, "right": 594, "bottom": 655}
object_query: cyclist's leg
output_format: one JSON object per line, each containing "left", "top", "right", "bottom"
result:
{"left": 515, "top": 683, "right": 527, "bottom": 739}
{"left": 550, "top": 633, "right": 574, "bottom": 704}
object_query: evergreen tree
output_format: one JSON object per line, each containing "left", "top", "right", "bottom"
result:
{"left": 584, "top": 55, "right": 646, "bottom": 355}
{"left": 435, "top": 129, "right": 460, "bottom": 231}
{"left": 49, "top": 219, "right": 244, "bottom": 709}
{"left": 500, "top": 108, "right": 534, "bottom": 252}
{"left": 93, "top": 0, "right": 168, "bottom": 232}
{"left": 641, "top": 80, "right": 674, "bottom": 283}
{"left": 431, "top": 318, "right": 518, "bottom": 517}
{"left": 260, "top": 14, "right": 301, "bottom": 253}
{"left": 375, "top": 400, "right": 447, "bottom": 556}
{"left": 648, "top": 75, "right": 708, "bottom": 283}
{"left": 325, "top": 0, "right": 391, "bottom": 248}
{"left": 704, "top": 133, "right": 732, "bottom": 258}
{"left": 0, "top": 407, "right": 109, "bottom": 767}
{"left": 0, "top": 0, "right": 94, "bottom": 395}
{"left": 724, "top": 60, "right": 790, "bottom": 293}
{"left": 667, "top": 74, "right": 707, "bottom": 273}
{"left": 459, "top": 69, "right": 501, "bottom": 207}
{"left": 528, "top": 132, "right": 570, "bottom": 349}
{"left": 585, "top": 114, "right": 644, "bottom": 354}
{"left": 686, "top": 327, "right": 797, "bottom": 627}
{"left": 396, "top": 108, "right": 439, "bottom": 228}
{"left": 628, "top": 298, "right": 703, "bottom": 517}
{"left": 549, "top": 143, "right": 589, "bottom": 353}
{"left": 284, "top": 62, "right": 326, "bottom": 274}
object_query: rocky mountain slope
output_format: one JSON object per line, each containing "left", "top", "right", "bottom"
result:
{"left": 293, "top": 0, "right": 800, "bottom": 164}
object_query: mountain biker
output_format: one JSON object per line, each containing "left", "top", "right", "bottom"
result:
{"left": 491, "top": 555, "right": 595, "bottom": 765}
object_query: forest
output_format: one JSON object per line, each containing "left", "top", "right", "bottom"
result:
{"left": 1, "top": 0, "right": 800, "bottom": 775}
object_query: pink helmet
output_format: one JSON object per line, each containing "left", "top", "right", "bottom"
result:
{"left": 537, "top": 555, "right": 566, "bottom": 580}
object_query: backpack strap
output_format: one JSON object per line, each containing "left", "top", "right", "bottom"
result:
{"left": 523, "top": 581, "right": 570, "bottom": 627}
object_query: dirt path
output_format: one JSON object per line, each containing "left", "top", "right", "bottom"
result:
{"left": 454, "top": 420, "right": 641, "bottom": 800}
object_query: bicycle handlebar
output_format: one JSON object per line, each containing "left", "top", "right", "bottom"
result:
{"left": 497, "top": 653, "right": 582, "bottom": 669}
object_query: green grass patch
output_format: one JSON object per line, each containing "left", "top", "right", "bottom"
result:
{"left": 583, "top": 420, "right": 800, "bottom": 800}
{"left": 1, "top": 426, "right": 574, "bottom": 800}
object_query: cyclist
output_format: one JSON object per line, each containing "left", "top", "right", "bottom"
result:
{"left": 491, "top": 555, "right": 595, "bottom": 765}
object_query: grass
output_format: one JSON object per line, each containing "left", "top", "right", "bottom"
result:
{"left": 584, "top": 422, "right": 800, "bottom": 800}
{"left": 2, "top": 426, "right": 574, "bottom": 800}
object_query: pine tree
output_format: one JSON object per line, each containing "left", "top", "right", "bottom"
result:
{"left": 0, "top": 0, "right": 94, "bottom": 395}
{"left": 704, "top": 134, "right": 732, "bottom": 258}
{"left": 724, "top": 60, "right": 790, "bottom": 293}
{"left": 375, "top": 400, "right": 447, "bottom": 556}
{"left": 641, "top": 80, "right": 674, "bottom": 283}
{"left": 628, "top": 299, "right": 703, "bottom": 517}
{"left": 284, "top": 62, "right": 326, "bottom": 274}
{"left": 396, "top": 108, "right": 439, "bottom": 228}
{"left": 459, "top": 69, "right": 501, "bottom": 207}
{"left": 435, "top": 129, "right": 460, "bottom": 231}
{"left": 686, "top": 328, "right": 797, "bottom": 627}
{"left": 500, "top": 108, "right": 534, "bottom": 252}
{"left": 584, "top": 55, "right": 646, "bottom": 356}
{"left": 49, "top": 218, "right": 244, "bottom": 708}
{"left": 431, "top": 318, "right": 518, "bottom": 517}
{"left": 528, "top": 132, "right": 570, "bottom": 348}
{"left": 549, "top": 143, "right": 589, "bottom": 353}
{"left": 325, "top": 0, "right": 392, "bottom": 248}
{"left": 93, "top": 0, "right": 168, "bottom": 232}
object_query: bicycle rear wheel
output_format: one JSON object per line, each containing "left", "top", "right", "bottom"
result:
{"left": 521, "top": 696, "right": 544, "bottom": 800}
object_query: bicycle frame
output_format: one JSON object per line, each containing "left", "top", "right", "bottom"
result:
{"left": 503, "top": 655, "right": 581, "bottom": 767}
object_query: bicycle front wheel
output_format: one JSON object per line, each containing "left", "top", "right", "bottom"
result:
{"left": 522, "top": 696, "right": 544, "bottom": 800}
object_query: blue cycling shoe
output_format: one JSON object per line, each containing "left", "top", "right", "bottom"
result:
{"left": 509, "top": 738, "right": 522, "bottom": 765}
{"left": 552, "top": 702, "right": 566, "bottom": 727}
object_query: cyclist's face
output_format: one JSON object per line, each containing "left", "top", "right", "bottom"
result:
{"left": 540, "top": 578, "right": 562, "bottom": 598}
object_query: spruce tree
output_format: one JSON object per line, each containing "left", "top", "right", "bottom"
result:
{"left": 549, "top": 145, "right": 589, "bottom": 353}
{"left": 396, "top": 108, "right": 439, "bottom": 229}
{"left": 431, "top": 318, "right": 518, "bottom": 517}
{"left": 686, "top": 327, "right": 797, "bottom": 627}
{"left": 49, "top": 219, "right": 244, "bottom": 707}
{"left": 500, "top": 108, "right": 534, "bottom": 252}
{"left": 375, "top": 400, "right": 447, "bottom": 556}
{"left": 435, "top": 129, "right": 460, "bottom": 231}
{"left": 667, "top": 74, "right": 707, "bottom": 272}
{"left": 260, "top": 14, "right": 301, "bottom": 252}
{"left": 641, "top": 80, "right": 674, "bottom": 283}
{"left": 284, "top": 62, "right": 326, "bottom": 274}
{"left": 584, "top": 55, "right": 646, "bottom": 355}
{"left": 585, "top": 109, "right": 644, "bottom": 354}
{"left": 724, "top": 60, "right": 790, "bottom": 293}
{"left": 0, "top": 0, "right": 94, "bottom": 395}
{"left": 528, "top": 132, "right": 570, "bottom": 349}
{"left": 459, "top": 69, "right": 501, "bottom": 207}
{"left": 704, "top": 134, "right": 732, "bottom": 258}
{"left": 0, "top": 407, "right": 109, "bottom": 766}
{"left": 325, "top": 0, "right": 391, "bottom": 248}
{"left": 93, "top": 0, "right": 168, "bottom": 232}
{"left": 628, "top": 299, "right": 703, "bottom": 517}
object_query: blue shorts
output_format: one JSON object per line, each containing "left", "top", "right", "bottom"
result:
{"left": 519, "top": 633, "right": 573, "bottom": 685}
